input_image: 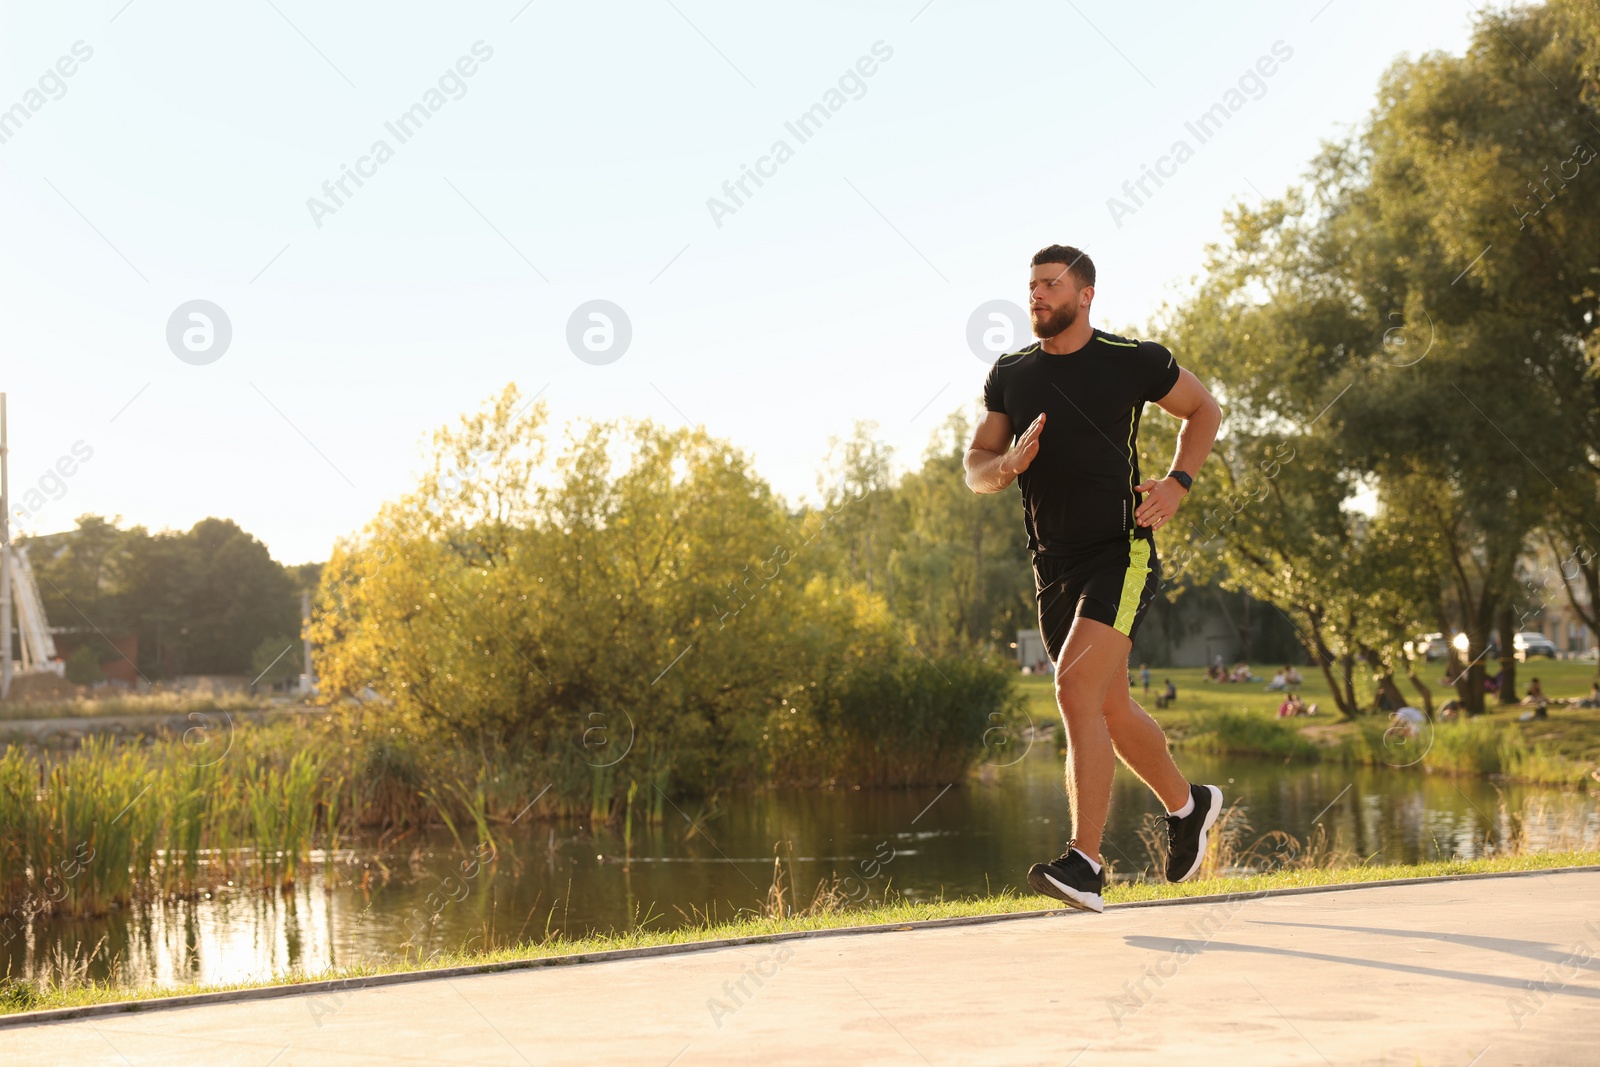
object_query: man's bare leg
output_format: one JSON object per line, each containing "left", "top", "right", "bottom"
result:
{"left": 1103, "top": 668, "right": 1190, "bottom": 811}
{"left": 1053, "top": 617, "right": 1132, "bottom": 863}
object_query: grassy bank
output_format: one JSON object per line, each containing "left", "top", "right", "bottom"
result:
{"left": 4, "top": 849, "right": 1595, "bottom": 1018}
{"left": 0, "top": 657, "right": 1018, "bottom": 921}
{"left": 1018, "top": 665, "right": 1600, "bottom": 785}
{"left": 0, "top": 690, "right": 283, "bottom": 723}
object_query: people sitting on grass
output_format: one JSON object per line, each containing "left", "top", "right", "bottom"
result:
{"left": 1275, "top": 692, "right": 1317, "bottom": 718}
{"left": 1522, "top": 677, "right": 1546, "bottom": 705}
{"left": 1286, "top": 666, "right": 1303, "bottom": 686}
{"left": 1229, "top": 661, "right": 1256, "bottom": 683}
{"left": 1155, "top": 679, "right": 1178, "bottom": 709}
{"left": 1266, "top": 668, "right": 1288, "bottom": 692}
{"left": 1579, "top": 682, "right": 1600, "bottom": 709}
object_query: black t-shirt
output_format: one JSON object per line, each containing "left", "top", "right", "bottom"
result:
{"left": 982, "top": 329, "right": 1181, "bottom": 557}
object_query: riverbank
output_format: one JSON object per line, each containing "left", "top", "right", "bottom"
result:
{"left": 0, "top": 690, "right": 287, "bottom": 723}
{"left": 4, "top": 849, "right": 1595, "bottom": 1020}
{"left": 1019, "top": 667, "right": 1600, "bottom": 785}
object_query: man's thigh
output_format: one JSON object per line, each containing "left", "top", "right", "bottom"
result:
{"left": 1055, "top": 615, "right": 1132, "bottom": 708}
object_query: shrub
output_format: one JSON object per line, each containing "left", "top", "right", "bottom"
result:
{"left": 1185, "top": 710, "right": 1323, "bottom": 762}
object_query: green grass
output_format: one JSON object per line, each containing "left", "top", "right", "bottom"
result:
{"left": 4, "top": 849, "right": 1596, "bottom": 1018}
{"left": 1020, "top": 662, "right": 1600, "bottom": 783}
{"left": 0, "top": 690, "right": 285, "bottom": 723}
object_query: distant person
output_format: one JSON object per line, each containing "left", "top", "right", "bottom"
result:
{"left": 965, "top": 243, "right": 1224, "bottom": 913}
{"left": 1579, "top": 682, "right": 1600, "bottom": 709}
{"left": 1522, "top": 677, "right": 1546, "bottom": 705}
{"left": 1391, "top": 705, "right": 1427, "bottom": 738}
{"left": 1140, "top": 662, "right": 1151, "bottom": 697}
{"left": 1155, "top": 679, "right": 1178, "bottom": 709}
{"left": 1266, "top": 668, "right": 1288, "bottom": 692}
{"left": 1285, "top": 666, "right": 1303, "bottom": 686}
{"left": 1277, "top": 693, "right": 1295, "bottom": 718}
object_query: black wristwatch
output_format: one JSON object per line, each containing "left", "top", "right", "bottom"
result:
{"left": 1166, "top": 470, "right": 1193, "bottom": 491}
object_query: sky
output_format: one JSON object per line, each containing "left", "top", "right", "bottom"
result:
{"left": 0, "top": 0, "right": 1486, "bottom": 564}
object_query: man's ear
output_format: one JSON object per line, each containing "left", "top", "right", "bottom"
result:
{"left": 1080, "top": 284, "right": 1094, "bottom": 308}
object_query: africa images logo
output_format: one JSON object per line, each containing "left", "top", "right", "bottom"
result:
{"left": 1106, "top": 40, "right": 1294, "bottom": 228}
{"left": 705, "top": 41, "right": 894, "bottom": 228}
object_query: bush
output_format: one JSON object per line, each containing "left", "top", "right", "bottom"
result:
{"left": 63, "top": 646, "right": 103, "bottom": 687}
{"left": 1185, "top": 710, "right": 1323, "bottom": 762}
{"left": 780, "top": 652, "right": 1020, "bottom": 787}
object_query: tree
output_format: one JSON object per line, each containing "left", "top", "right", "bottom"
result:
{"left": 1154, "top": 3, "right": 1600, "bottom": 713}
{"left": 250, "top": 635, "right": 302, "bottom": 689}
{"left": 310, "top": 385, "right": 922, "bottom": 796}
{"left": 27, "top": 515, "right": 303, "bottom": 679}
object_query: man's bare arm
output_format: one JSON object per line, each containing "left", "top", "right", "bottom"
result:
{"left": 965, "top": 411, "right": 1043, "bottom": 494}
{"left": 1132, "top": 369, "right": 1222, "bottom": 527}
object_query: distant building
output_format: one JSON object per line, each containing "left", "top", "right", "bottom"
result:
{"left": 1014, "top": 629, "right": 1046, "bottom": 671}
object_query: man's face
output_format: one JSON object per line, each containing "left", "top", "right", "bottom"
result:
{"left": 1028, "top": 263, "right": 1092, "bottom": 338}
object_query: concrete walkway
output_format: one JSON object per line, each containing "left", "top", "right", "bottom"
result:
{"left": 7, "top": 870, "right": 1600, "bottom": 1066}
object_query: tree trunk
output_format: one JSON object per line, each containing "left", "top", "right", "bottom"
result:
{"left": 1314, "top": 657, "right": 1353, "bottom": 720}
{"left": 1466, "top": 659, "right": 1487, "bottom": 715}
{"left": 1362, "top": 646, "right": 1408, "bottom": 712}
{"left": 1406, "top": 662, "right": 1434, "bottom": 715}
{"left": 1301, "top": 611, "right": 1355, "bottom": 720}
{"left": 1496, "top": 603, "right": 1518, "bottom": 706}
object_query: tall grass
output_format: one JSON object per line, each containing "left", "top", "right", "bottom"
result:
{"left": 1178, "top": 708, "right": 1594, "bottom": 786}
{"left": 0, "top": 689, "right": 280, "bottom": 722}
{"left": 2, "top": 667, "right": 1013, "bottom": 926}
{"left": 1181, "top": 710, "right": 1323, "bottom": 762}
{"left": 1344, "top": 717, "right": 1591, "bottom": 784}
{"left": 778, "top": 654, "right": 1019, "bottom": 787}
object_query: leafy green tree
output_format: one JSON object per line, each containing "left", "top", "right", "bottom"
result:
{"left": 312, "top": 385, "right": 990, "bottom": 804}
{"left": 28, "top": 516, "right": 303, "bottom": 679}
{"left": 250, "top": 635, "right": 302, "bottom": 688}
{"left": 1153, "top": 2, "right": 1600, "bottom": 712}
{"left": 887, "top": 410, "right": 1033, "bottom": 654}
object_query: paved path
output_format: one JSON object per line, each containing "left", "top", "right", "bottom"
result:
{"left": 7, "top": 870, "right": 1600, "bottom": 1066}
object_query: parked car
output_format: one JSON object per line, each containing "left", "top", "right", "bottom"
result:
{"left": 1414, "top": 633, "right": 1449, "bottom": 661}
{"left": 1514, "top": 631, "right": 1558, "bottom": 661}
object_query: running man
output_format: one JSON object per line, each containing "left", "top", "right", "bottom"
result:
{"left": 965, "top": 245, "right": 1224, "bottom": 913}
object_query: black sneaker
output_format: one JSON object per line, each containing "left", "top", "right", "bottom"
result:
{"left": 1027, "top": 846, "right": 1104, "bottom": 913}
{"left": 1165, "top": 783, "right": 1223, "bottom": 882}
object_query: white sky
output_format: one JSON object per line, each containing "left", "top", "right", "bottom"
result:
{"left": 1, "top": 0, "right": 1482, "bottom": 564}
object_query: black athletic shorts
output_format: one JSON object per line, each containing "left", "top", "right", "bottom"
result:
{"left": 1033, "top": 535, "right": 1160, "bottom": 663}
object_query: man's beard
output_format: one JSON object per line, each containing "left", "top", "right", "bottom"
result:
{"left": 1031, "top": 302, "right": 1077, "bottom": 339}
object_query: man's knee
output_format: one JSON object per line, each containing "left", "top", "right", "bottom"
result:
{"left": 1056, "top": 670, "right": 1103, "bottom": 717}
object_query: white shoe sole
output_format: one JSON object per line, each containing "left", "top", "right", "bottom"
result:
{"left": 1039, "top": 870, "right": 1104, "bottom": 913}
{"left": 1174, "top": 784, "right": 1223, "bottom": 883}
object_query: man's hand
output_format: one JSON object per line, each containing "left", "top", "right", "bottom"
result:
{"left": 1001, "top": 413, "right": 1045, "bottom": 477}
{"left": 1133, "top": 473, "right": 1188, "bottom": 529}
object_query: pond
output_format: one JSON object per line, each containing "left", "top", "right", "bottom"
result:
{"left": 5, "top": 750, "right": 1597, "bottom": 991}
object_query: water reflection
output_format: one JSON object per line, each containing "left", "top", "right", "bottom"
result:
{"left": 6, "top": 752, "right": 1596, "bottom": 990}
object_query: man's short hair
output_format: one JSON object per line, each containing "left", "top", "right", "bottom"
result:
{"left": 1031, "top": 245, "right": 1095, "bottom": 289}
